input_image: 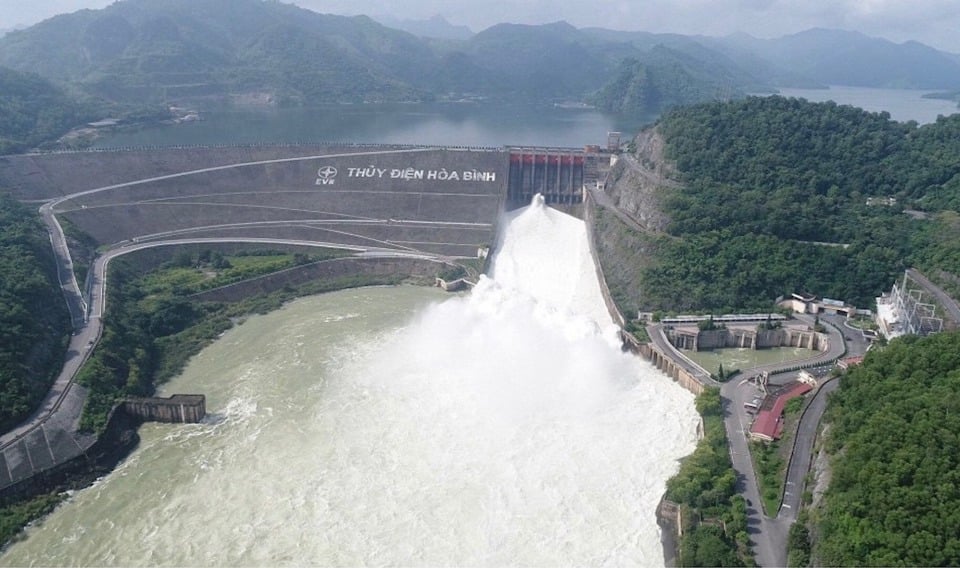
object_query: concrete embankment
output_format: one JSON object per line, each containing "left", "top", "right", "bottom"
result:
{"left": 0, "top": 395, "right": 204, "bottom": 503}
{"left": 190, "top": 257, "right": 454, "bottom": 303}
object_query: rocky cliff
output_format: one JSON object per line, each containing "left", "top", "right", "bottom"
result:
{"left": 591, "top": 126, "right": 681, "bottom": 315}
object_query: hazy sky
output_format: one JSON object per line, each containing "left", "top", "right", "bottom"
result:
{"left": 1, "top": 0, "right": 959, "bottom": 53}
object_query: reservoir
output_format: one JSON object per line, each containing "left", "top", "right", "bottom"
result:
{"left": 89, "top": 87, "right": 958, "bottom": 151}
{"left": 1, "top": 200, "right": 699, "bottom": 565}
{"left": 776, "top": 86, "right": 959, "bottom": 124}
{"left": 92, "top": 102, "right": 650, "bottom": 149}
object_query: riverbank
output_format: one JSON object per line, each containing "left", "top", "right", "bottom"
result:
{"left": 0, "top": 247, "right": 460, "bottom": 547}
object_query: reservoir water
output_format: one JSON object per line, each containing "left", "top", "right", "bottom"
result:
{"left": 92, "top": 102, "right": 650, "bottom": 149}
{"left": 1, "top": 198, "right": 699, "bottom": 566}
{"left": 89, "top": 87, "right": 958, "bottom": 151}
{"left": 776, "top": 86, "right": 959, "bottom": 124}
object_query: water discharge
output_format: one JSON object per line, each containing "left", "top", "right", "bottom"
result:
{"left": 2, "top": 197, "right": 699, "bottom": 566}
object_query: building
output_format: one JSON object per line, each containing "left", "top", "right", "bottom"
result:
{"left": 778, "top": 293, "right": 857, "bottom": 318}
{"left": 749, "top": 381, "right": 814, "bottom": 442}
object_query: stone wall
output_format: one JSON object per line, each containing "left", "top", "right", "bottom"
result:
{"left": 0, "top": 406, "right": 140, "bottom": 503}
{"left": 665, "top": 326, "right": 830, "bottom": 353}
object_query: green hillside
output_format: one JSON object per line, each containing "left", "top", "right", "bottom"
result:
{"left": 0, "top": 195, "right": 71, "bottom": 432}
{"left": 590, "top": 45, "right": 747, "bottom": 116}
{"left": 615, "top": 96, "right": 960, "bottom": 313}
{"left": 0, "top": 67, "right": 99, "bottom": 154}
{"left": 0, "top": 0, "right": 434, "bottom": 105}
{"left": 0, "top": 0, "right": 767, "bottom": 111}
{"left": 815, "top": 332, "right": 960, "bottom": 565}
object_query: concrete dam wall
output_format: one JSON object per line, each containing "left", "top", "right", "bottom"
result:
{"left": 2, "top": 146, "right": 513, "bottom": 258}
{"left": 1, "top": 144, "right": 603, "bottom": 257}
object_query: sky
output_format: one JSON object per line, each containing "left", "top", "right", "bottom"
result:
{"left": 1, "top": 0, "right": 959, "bottom": 53}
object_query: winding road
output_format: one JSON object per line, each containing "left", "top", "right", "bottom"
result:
{"left": 1, "top": 149, "right": 467, "bottom": 489}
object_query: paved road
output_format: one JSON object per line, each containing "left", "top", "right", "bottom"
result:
{"left": 779, "top": 376, "right": 841, "bottom": 518}
{"left": 2, "top": 214, "right": 453, "bottom": 461}
{"left": 716, "top": 316, "right": 847, "bottom": 567}
{"left": 0, "top": 203, "right": 96, "bottom": 451}
{"left": 721, "top": 376, "right": 789, "bottom": 567}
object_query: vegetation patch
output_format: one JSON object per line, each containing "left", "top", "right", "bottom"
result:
{"left": 665, "top": 388, "right": 753, "bottom": 566}
{"left": 638, "top": 97, "right": 960, "bottom": 312}
{"left": 814, "top": 331, "right": 960, "bottom": 566}
{"left": 76, "top": 248, "right": 418, "bottom": 432}
{"left": 0, "top": 492, "right": 65, "bottom": 548}
{"left": 0, "top": 195, "right": 71, "bottom": 432}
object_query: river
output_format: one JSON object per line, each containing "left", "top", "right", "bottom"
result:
{"left": 1, "top": 198, "right": 699, "bottom": 566}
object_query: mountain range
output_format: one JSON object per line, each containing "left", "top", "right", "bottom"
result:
{"left": 0, "top": 0, "right": 959, "bottom": 115}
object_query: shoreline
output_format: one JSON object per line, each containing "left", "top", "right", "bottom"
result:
{"left": 0, "top": 272, "right": 444, "bottom": 549}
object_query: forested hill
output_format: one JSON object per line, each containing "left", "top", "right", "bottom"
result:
{"left": 628, "top": 96, "right": 960, "bottom": 312}
{"left": 815, "top": 331, "right": 960, "bottom": 565}
{"left": 0, "top": 0, "right": 433, "bottom": 105}
{"left": 0, "top": 0, "right": 738, "bottom": 108}
{"left": 3, "top": 0, "right": 958, "bottom": 115}
{"left": 589, "top": 46, "right": 750, "bottom": 116}
{"left": 0, "top": 194, "right": 70, "bottom": 432}
{"left": 0, "top": 67, "right": 99, "bottom": 154}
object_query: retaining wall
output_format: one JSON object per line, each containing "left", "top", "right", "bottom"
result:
{"left": 190, "top": 257, "right": 450, "bottom": 303}
{"left": 665, "top": 327, "right": 830, "bottom": 352}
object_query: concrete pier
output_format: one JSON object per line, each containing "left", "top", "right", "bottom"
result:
{"left": 638, "top": 340, "right": 709, "bottom": 395}
{"left": 122, "top": 395, "right": 206, "bottom": 424}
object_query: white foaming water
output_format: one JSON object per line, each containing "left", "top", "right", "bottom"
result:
{"left": 1, "top": 198, "right": 699, "bottom": 566}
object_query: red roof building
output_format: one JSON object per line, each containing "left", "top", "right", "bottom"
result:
{"left": 749, "top": 382, "right": 814, "bottom": 442}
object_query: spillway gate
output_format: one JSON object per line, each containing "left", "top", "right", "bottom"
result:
{"left": 507, "top": 148, "right": 598, "bottom": 207}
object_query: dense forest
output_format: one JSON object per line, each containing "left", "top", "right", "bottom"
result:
{"left": 629, "top": 96, "right": 960, "bottom": 312}
{"left": 590, "top": 46, "right": 746, "bottom": 117}
{"left": 813, "top": 332, "right": 960, "bottom": 565}
{"left": 0, "top": 195, "right": 70, "bottom": 431}
{"left": 0, "top": 67, "right": 99, "bottom": 154}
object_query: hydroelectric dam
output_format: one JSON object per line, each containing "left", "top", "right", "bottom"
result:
{"left": 1, "top": 144, "right": 599, "bottom": 257}
{"left": 0, "top": 143, "right": 608, "bottom": 497}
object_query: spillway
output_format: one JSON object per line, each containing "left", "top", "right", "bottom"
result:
{"left": 0, "top": 197, "right": 699, "bottom": 566}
